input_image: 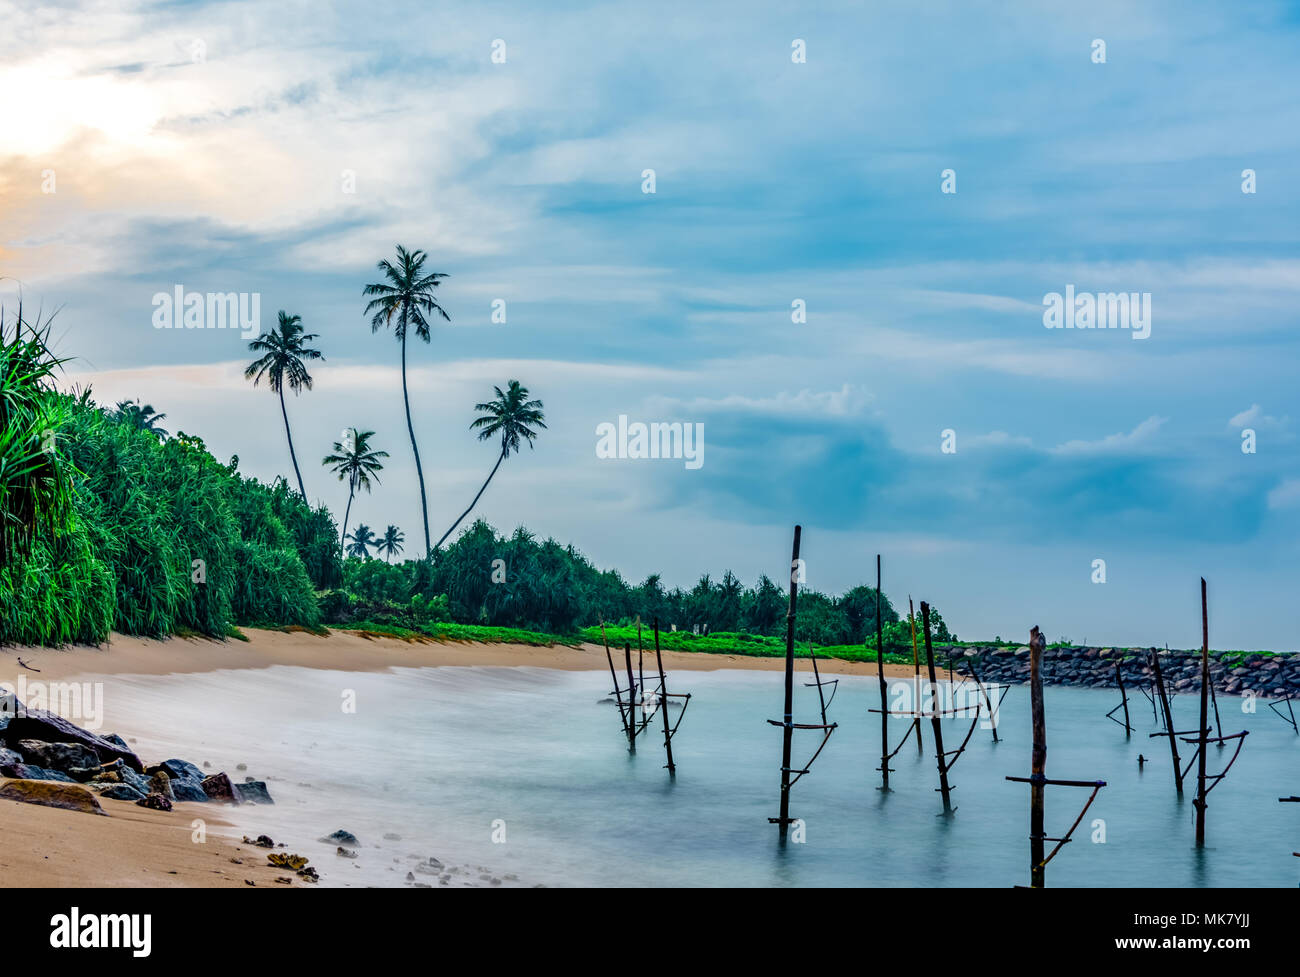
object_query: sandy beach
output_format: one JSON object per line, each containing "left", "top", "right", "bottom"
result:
{"left": 1, "top": 629, "right": 913, "bottom": 889}
{"left": 8, "top": 628, "right": 920, "bottom": 684}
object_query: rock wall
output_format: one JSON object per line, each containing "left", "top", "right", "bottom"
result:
{"left": 937, "top": 645, "right": 1300, "bottom": 699}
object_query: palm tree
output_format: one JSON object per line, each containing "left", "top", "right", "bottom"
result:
{"left": 436, "top": 380, "right": 545, "bottom": 550}
{"left": 377, "top": 524, "right": 404, "bottom": 562}
{"left": 345, "top": 524, "right": 376, "bottom": 559}
{"left": 362, "top": 245, "right": 449, "bottom": 558}
{"left": 244, "top": 310, "right": 323, "bottom": 500}
{"left": 115, "top": 399, "right": 168, "bottom": 439}
{"left": 322, "top": 428, "right": 388, "bottom": 548}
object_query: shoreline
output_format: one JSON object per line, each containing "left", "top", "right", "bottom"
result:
{"left": 4, "top": 628, "right": 923, "bottom": 685}
{"left": 0, "top": 629, "right": 916, "bottom": 890}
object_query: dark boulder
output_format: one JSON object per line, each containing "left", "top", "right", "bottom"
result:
{"left": 136, "top": 793, "right": 173, "bottom": 811}
{"left": 3, "top": 711, "right": 144, "bottom": 772}
{"left": 200, "top": 772, "right": 240, "bottom": 804}
{"left": 319, "top": 829, "right": 359, "bottom": 846}
{"left": 234, "top": 780, "right": 274, "bottom": 805}
{"left": 16, "top": 739, "right": 100, "bottom": 775}
{"left": 170, "top": 779, "right": 209, "bottom": 803}
{"left": 147, "top": 759, "right": 204, "bottom": 783}
{"left": 98, "top": 783, "right": 147, "bottom": 802}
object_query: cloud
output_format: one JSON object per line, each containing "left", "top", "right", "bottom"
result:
{"left": 1053, "top": 416, "right": 1167, "bottom": 456}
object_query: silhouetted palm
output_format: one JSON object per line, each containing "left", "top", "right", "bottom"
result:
{"left": 322, "top": 428, "right": 387, "bottom": 547}
{"left": 378, "top": 524, "right": 404, "bottom": 562}
{"left": 244, "top": 311, "right": 323, "bottom": 499}
{"left": 436, "top": 380, "right": 545, "bottom": 549}
{"left": 345, "top": 523, "right": 376, "bottom": 559}
{"left": 362, "top": 245, "right": 449, "bottom": 557}
{"left": 115, "top": 400, "right": 168, "bottom": 439}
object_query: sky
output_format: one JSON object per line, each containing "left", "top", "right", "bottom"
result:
{"left": 2, "top": 0, "right": 1299, "bottom": 650}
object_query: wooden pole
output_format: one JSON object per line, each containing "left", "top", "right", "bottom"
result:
{"left": 777, "top": 525, "right": 802, "bottom": 838}
{"left": 1029, "top": 625, "right": 1047, "bottom": 888}
{"left": 1151, "top": 648, "right": 1182, "bottom": 794}
{"left": 1195, "top": 578, "right": 1210, "bottom": 846}
{"left": 653, "top": 619, "right": 675, "bottom": 774}
{"left": 910, "top": 597, "right": 923, "bottom": 753}
{"left": 1116, "top": 660, "right": 1132, "bottom": 736}
{"left": 875, "top": 554, "right": 890, "bottom": 790}
{"left": 601, "top": 622, "right": 627, "bottom": 735}
{"left": 624, "top": 643, "right": 637, "bottom": 753}
{"left": 921, "top": 601, "right": 952, "bottom": 813}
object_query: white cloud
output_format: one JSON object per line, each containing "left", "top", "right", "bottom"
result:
{"left": 1053, "top": 415, "right": 1167, "bottom": 456}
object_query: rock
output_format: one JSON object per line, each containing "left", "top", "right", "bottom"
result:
{"left": 148, "top": 772, "right": 174, "bottom": 800}
{"left": 136, "top": 793, "right": 173, "bottom": 811}
{"left": 383, "top": 833, "right": 402, "bottom": 841}
{"left": 0, "top": 779, "right": 106, "bottom": 815}
{"left": 98, "top": 783, "right": 147, "bottom": 802}
{"left": 319, "top": 829, "right": 358, "bottom": 846}
{"left": 15, "top": 739, "right": 100, "bottom": 774}
{"left": 13, "top": 766, "right": 77, "bottom": 783}
{"left": 170, "top": 779, "right": 209, "bottom": 803}
{"left": 236, "top": 763, "right": 247, "bottom": 771}
{"left": 337, "top": 847, "right": 358, "bottom": 858}
{"left": 233, "top": 780, "right": 274, "bottom": 804}
{"left": 147, "top": 759, "right": 204, "bottom": 783}
{"left": 242, "top": 835, "right": 275, "bottom": 848}
{"left": 4, "top": 712, "right": 144, "bottom": 772}
{"left": 200, "top": 772, "right": 240, "bottom": 804}
{"left": 101, "top": 733, "right": 130, "bottom": 750}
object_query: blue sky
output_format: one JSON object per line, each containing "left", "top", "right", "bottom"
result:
{"left": 3, "top": 0, "right": 1299, "bottom": 649}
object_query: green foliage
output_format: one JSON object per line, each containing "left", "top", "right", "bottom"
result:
{"left": 1, "top": 388, "right": 336, "bottom": 644}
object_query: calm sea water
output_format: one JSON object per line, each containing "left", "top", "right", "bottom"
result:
{"left": 85, "top": 664, "right": 1300, "bottom": 887}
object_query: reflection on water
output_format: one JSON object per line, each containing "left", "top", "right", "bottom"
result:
{"left": 83, "top": 665, "right": 1300, "bottom": 887}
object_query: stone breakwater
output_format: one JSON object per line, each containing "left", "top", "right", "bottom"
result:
{"left": 939, "top": 645, "right": 1300, "bottom": 699}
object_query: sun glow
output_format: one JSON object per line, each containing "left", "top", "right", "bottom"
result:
{"left": 0, "top": 58, "right": 161, "bottom": 156}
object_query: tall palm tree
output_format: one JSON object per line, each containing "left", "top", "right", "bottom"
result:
{"left": 377, "top": 524, "right": 404, "bottom": 562}
{"left": 115, "top": 399, "right": 168, "bottom": 439}
{"left": 345, "top": 524, "right": 376, "bottom": 559}
{"left": 362, "top": 245, "right": 449, "bottom": 558}
{"left": 436, "top": 380, "right": 545, "bottom": 550}
{"left": 322, "top": 428, "right": 388, "bottom": 548}
{"left": 244, "top": 310, "right": 323, "bottom": 500}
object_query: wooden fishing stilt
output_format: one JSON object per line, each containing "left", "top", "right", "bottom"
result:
{"left": 624, "top": 643, "right": 638, "bottom": 753}
{"left": 921, "top": 601, "right": 953, "bottom": 814}
{"left": 1194, "top": 578, "right": 1210, "bottom": 846}
{"left": 600, "top": 622, "right": 630, "bottom": 737}
{"left": 1005, "top": 625, "right": 1107, "bottom": 888}
{"left": 776, "top": 526, "right": 800, "bottom": 838}
{"left": 767, "top": 526, "right": 836, "bottom": 836}
{"left": 875, "top": 554, "right": 890, "bottom": 790}
{"left": 909, "top": 598, "right": 923, "bottom": 753}
{"left": 1028, "top": 626, "right": 1047, "bottom": 888}
{"left": 1149, "top": 648, "right": 1184, "bottom": 795}
{"left": 962, "top": 654, "right": 1004, "bottom": 743}
{"left": 653, "top": 620, "right": 676, "bottom": 774}
{"left": 1105, "top": 659, "right": 1133, "bottom": 736}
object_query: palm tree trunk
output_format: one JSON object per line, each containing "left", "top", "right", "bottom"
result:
{"left": 400, "top": 326, "right": 432, "bottom": 558}
{"left": 278, "top": 386, "right": 307, "bottom": 500}
{"left": 436, "top": 447, "right": 506, "bottom": 549}
{"left": 341, "top": 485, "right": 355, "bottom": 550}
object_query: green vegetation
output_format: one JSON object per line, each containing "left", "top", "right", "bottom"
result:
{"left": 0, "top": 307, "right": 338, "bottom": 645}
